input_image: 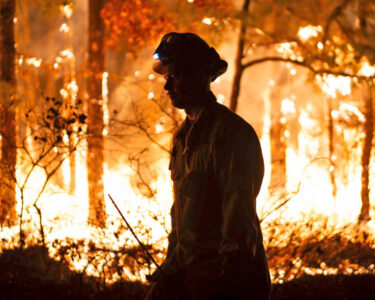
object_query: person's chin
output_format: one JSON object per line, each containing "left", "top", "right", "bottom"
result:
{"left": 170, "top": 96, "right": 186, "bottom": 109}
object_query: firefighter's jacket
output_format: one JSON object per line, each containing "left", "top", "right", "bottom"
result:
{"left": 162, "top": 93, "right": 270, "bottom": 288}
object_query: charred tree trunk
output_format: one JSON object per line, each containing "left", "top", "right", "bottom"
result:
{"left": 269, "top": 67, "right": 288, "bottom": 192}
{"left": 327, "top": 97, "right": 337, "bottom": 198}
{"left": 69, "top": 136, "right": 76, "bottom": 194}
{"left": 359, "top": 86, "right": 373, "bottom": 223}
{"left": 270, "top": 119, "right": 287, "bottom": 190}
{"left": 229, "top": 0, "right": 250, "bottom": 112}
{"left": 0, "top": 0, "right": 17, "bottom": 227}
{"left": 87, "top": 0, "right": 106, "bottom": 227}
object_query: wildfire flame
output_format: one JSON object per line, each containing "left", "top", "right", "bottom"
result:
{"left": 202, "top": 17, "right": 213, "bottom": 25}
{"left": 25, "top": 57, "right": 42, "bottom": 67}
{"left": 2, "top": 4, "right": 375, "bottom": 288}
{"left": 316, "top": 74, "right": 351, "bottom": 98}
{"left": 60, "top": 4, "right": 74, "bottom": 19}
{"left": 59, "top": 23, "right": 70, "bottom": 33}
{"left": 358, "top": 60, "right": 375, "bottom": 77}
{"left": 298, "top": 25, "right": 322, "bottom": 42}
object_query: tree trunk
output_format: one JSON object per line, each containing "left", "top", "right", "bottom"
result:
{"left": 0, "top": 0, "right": 17, "bottom": 227}
{"left": 358, "top": 86, "right": 373, "bottom": 223}
{"left": 269, "top": 67, "right": 288, "bottom": 192}
{"left": 229, "top": 0, "right": 250, "bottom": 112}
{"left": 87, "top": 0, "right": 106, "bottom": 227}
{"left": 69, "top": 138, "right": 76, "bottom": 194}
{"left": 327, "top": 97, "right": 337, "bottom": 198}
{"left": 269, "top": 119, "right": 287, "bottom": 190}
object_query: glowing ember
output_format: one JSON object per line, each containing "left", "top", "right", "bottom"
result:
{"left": 202, "top": 17, "right": 213, "bottom": 25}
{"left": 316, "top": 74, "right": 351, "bottom": 98}
{"left": 59, "top": 23, "right": 70, "bottom": 33}
{"left": 336, "top": 102, "right": 365, "bottom": 123}
{"left": 358, "top": 60, "right": 375, "bottom": 77}
{"left": 67, "top": 80, "right": 78, "bottom": 99}
{"left": 281, "top": 98, "right": 296, "bottom": 115}
{"left": 60, "top": 49, "right": 74, "bottom": 60}
{"left": 25, "top": 57, "right": 42, "bottom": 67}
{"left": 60, "top": 88, "right": 68, "bottom": 99}
{"left": 275, "top": 42, "right": 300, "bottom": 60}
{"left": 297, "top": 25, "right": 322, "bottom": 42}
{"left": 155, "top": 123, "right": 164, "bottom": 134}
{"left": 60, "top": 4, "right": 73, "bottom": 19}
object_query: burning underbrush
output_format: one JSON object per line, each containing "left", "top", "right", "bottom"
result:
{"left": 1, "top": 133, "right": 374, "bottom": 297}
{"left": 1, "top": 206, "right": 374, "bottom": 298}
{"left": 0, "top": 205, "right": 167, "bottom": 284}
{"left": 263, "top": 216, "right": 375, "bottom": 283}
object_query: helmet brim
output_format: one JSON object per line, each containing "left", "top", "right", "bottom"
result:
{"left": 153, "top": 60, "right": 168, "bottom": 75}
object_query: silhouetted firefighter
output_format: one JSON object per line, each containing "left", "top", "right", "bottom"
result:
{"left": 146, "top": 33, "right": 271, "bottom": 300}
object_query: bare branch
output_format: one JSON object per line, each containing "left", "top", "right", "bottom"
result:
{"left": 322, "top": 0, "right": 354, "bottom": 43}
{"left": 242, "top": 56, "right": 375, "bottom": 79}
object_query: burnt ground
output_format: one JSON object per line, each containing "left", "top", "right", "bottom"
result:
{"left": 1, "top": 246, "right": 375, "bottom": 300}
{"left": 271, "top": 274, "right": 375, "bottom": 300}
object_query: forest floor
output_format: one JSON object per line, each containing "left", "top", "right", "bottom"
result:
{"left": 1, "top": 242, "right": 375, "bottom": 300}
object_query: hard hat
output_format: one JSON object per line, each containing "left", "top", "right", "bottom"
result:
{"left": 153, "top": 32, "right": 227, "bottom": 81}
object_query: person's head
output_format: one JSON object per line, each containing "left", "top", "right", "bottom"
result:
{"left": 153, "top": 32, "right": 227, "bottom": 109}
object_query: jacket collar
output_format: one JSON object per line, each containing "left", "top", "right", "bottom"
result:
{"left": 174, "top": 92, "right": 217, "bottom": 154}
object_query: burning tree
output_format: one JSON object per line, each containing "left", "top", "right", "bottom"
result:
{"left": 16, "top": 96, "right": 87, "bottom": 248}
{"left": 228, "top": 0, "right": 375, "bottom": 222}
{"left": 87, "top": 0, "right": 106, "bottom": 227}
{"left": 95, "top": 0, "right": 233, "bottom": 225}
{"left": 0, "top": 0, "right": 17, "bottom": 227}
{"left": 0, "top": 1, "right": 375, "bottom": 297}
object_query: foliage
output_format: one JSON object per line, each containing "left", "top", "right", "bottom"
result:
{"left": 100, "top": 0, "right": 234, "bottom": 54}
{"left": 27, "top": 96, "right": 86, "bottom": 146}
{"left": 100, "top": 0, "right": 175, "bottom": 53}
{"left": 243, "top": 0, "right": 375, "bottom": 78}
{"left": 14, "top": 96, "right": 87, "bottom": 247}
{"left": 1, "top": 215, "right": 375, "bottom": 299}
{"left": 170, "top": 0, "right": 234, "bottom": 47}
{"left": 263, "top": 215, "right": 375, "bottom": 283}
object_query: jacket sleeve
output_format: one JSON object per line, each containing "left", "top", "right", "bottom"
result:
{"left": 166, "top": 203, "right": 177, "bottom": 260}
{"left": 150, "top": 203, "right": 181, "bottom": 282}
{"left": 213, "top": 127, "right": 264, "bottom": 260}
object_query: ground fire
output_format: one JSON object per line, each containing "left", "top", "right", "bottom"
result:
{"left": 0, "top": 0, "right": 375, "bottom": 299}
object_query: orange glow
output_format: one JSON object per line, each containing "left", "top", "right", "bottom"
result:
{"left": 298, "top": 25, "right": 322, "bottom": 42}
{"left": 316, "top": 74, "right": 351, "bottom": 98}
{"left": 60, "top": 4, "right": 73, "bottom": 19}
{"left": 25, "top": 57, "right": 42, "bottom": 67}
{"left": 4, "top": 7, "right": 375, "bottom": 288}
{"left": 358, "top": 60, "right": 375, "bottom": 77}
